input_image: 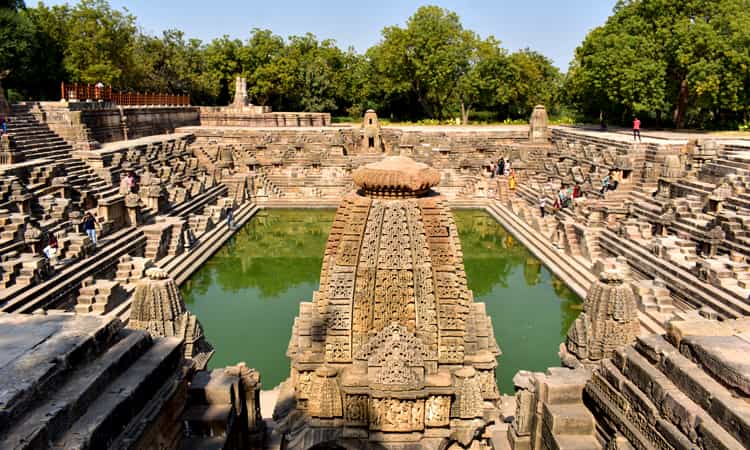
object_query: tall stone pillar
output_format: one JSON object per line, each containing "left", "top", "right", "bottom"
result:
{"left": 528, "top": 105, "right": 549, "bottom": 144}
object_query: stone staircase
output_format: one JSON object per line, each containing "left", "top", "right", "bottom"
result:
{"left": 586, "top": 332, "right": 749, "bottom": 449}
{"left": 182, "top": 370, "right": 238, "bottom": 449}
{"left": 7, "top": 105, "right": 119, "bottom": 204}
{"left": 74, "top": 277, "right": 128, "bottom": 314}
{"left": 0, "top": 314, "right": 183, "bottom": 450}
{"left": 631, "top": 278, "right": 675, "bottom": 326}
{"left": 6, "top": 105, "right": 71, "bottom": 161}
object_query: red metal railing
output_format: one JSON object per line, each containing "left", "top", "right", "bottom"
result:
{"left": 60, "top": 82, "right": 190, "bottom": 106}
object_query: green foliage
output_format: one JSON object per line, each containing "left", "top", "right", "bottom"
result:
{"left": 0, "top": 6, "right": 36, "bottom": 88}
{"left": 363, "top": 6, "right": 560, "bottom": 122}
{"left": 5, "top": 1, "right": 559, "bottom": 119}
{"left": 567, "top": 0, "right": 750, "bottom": 128}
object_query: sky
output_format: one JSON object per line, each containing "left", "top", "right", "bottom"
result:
{"left": 37, "top": 0, "right": 617, "bottom": 70}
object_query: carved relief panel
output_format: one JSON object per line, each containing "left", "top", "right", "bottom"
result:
{"left": 369, "top": 398, "right": 425, "bottom": 432}
{"left": 425, "top": 396, "right": 451, "bottom": 427}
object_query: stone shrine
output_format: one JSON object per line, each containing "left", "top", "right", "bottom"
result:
{"left": 561, "top": 258, "right": 640, "bottom": 368}
{"left": 274, "top": 156, "right": 501, "bottom": 449}
{"left": 129, "top": 266, "right": 214, "bottom": 368}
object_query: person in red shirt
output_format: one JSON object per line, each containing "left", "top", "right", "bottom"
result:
{"left": 633, "top": 117, "right": 642, "bottom": 142}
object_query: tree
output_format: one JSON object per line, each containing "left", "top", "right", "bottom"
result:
{"left": 202, "top": 36, "right": 243, "bottom": 105}
{"left": 370, "top": 6, "right": 477, "bottom": 119}
{"left": 568, "top": 0, "right": 750, "bottom": 128}
{"left": 501, "top": 50, "right": 562, "bottom": 118}
{"left": 26, "top": 3, "right": 71, "bottom": 99}
{"left": 456, "top": 36, "right": 509, "bottom": 124}
{"left": 61, "top": 0, "right": 138, "bottom": 87}
{"left": 0, "top": 2, "right": 36, "bottom": 95}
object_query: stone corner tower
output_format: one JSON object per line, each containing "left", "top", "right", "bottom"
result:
{"left": 275, "top": 156, "right": 502, "bottom": 449}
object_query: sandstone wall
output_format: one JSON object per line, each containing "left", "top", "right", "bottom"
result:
{"left": 179, "top": 125, "right": 541, "bottom": 201}
{"left": 82, "top": 107, "right": 200, "bottom": 143}
{"left": 199, "top": 108, "right": 331, "bottom": 127}
{"left": 33, "top": 102, "right": 200, "bottom": 147}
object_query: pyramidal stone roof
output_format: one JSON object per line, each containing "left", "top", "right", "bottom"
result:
{"left": 277, "top": 156, "right": 501, "bottom": 448}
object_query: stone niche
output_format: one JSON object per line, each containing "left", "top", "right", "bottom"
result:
{"left": 274, "top": 156, "right": 502, "bottom": 449}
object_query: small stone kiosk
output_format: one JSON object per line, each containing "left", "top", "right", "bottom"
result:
{"left": 274, "top": 156, "right": 502, "bottom": 449}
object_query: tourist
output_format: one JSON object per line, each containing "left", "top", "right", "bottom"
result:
{"left": 497, "top": 158, "right": 505, "bottom": 176}
{"left": 539, "top": 195, "right": 547, "bottom": 217}
{"left": 573, "top": 184, "right": 581, "bottom": 199}
{"left": 558, "top": 187, "right": 568, "bottom": 208}
{"left": 0, "top": 114, "right": 6, "bottom": 136}
{"left": 601, "top": 173, "right": 611, "bottom": 194}
{"left": 81, "top": 212, "right": 100, "bottom": 247}
{"left": 633, "top": 117, "right": 642, "bottom": 142}
{"left": 226, "top": 206, "right": 234, "bottom": 229}
{"left": 504, "top": 159, "right": 511, "bottom": 176}
{"left": 126, "top": 171, "right": 136, "bottom": 193}
{"left": 508, "top": 171, "right": 517, "bottom": 191}
{"left": 43, "top": 232, "right": 58, "bottom": 263}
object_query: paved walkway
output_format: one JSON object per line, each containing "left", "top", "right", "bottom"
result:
{"left": 554, "top": 125, "right": 750, "bottom": 147}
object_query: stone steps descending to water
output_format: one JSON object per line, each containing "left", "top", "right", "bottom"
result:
{"left": 585, "top": 326, "right": 750, "bottom": 450}
{"left": 51, "top": 336, "right": 183, "bottom": 450}
{"left": 597, "top": 229, "right": 750, "bottom": 319}
{"left": 486, "top": 201, "right": 666, "bottom": 335}
{"left": 0, "top": 226, "right": 146, "bottom": 312}
{"left": 0, "top": 327, "right": 152, "bottom": 449}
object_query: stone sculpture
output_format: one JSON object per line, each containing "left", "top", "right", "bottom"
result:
{"left": 274, "top": 156, "right": 501, "bottom": 449}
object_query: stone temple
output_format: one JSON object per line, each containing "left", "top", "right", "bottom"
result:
{"left": 274, "top": 156, "right": 500, "bottom": 448}
{"left": 0, "top": 74, "right": 749, "bottom": 450}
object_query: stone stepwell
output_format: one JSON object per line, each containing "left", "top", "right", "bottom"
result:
{"left": 0, "top": 91, "right": 749, "bottom": 449}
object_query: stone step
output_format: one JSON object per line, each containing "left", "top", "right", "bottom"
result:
{"left": 0, "top": 315, "right": 123, "bottom": 431}
{"left": 626, "top": 339, "right": 750, "bottom": 448}
{"left": 0, "top": 329, "right": 152, "bottom": 449}
{"left": 52, "top": 336, "right": 183, "bottom": 450}
{"left": 543, "top": 403, "right": 595, "bottom": 435}
{"left": 549, "top": 434, "right": 602, "bottom": 450}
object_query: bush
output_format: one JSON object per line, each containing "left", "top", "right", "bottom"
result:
{"left": 6, "top": 89, "right": 24, "bottom": 104}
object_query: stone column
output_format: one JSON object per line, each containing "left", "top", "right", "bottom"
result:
{"left": 125, "top": 193, "right": 141, "bottom": 226}
{"left": 528, "top": 105, "right": 549, "bottom": 144}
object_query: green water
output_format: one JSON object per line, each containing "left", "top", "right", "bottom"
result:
{"left": 454, "top": 210, "right": 582, "bottom": 393}
{"left": 182, "top": 209, "right": 582, "bottom": 393}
